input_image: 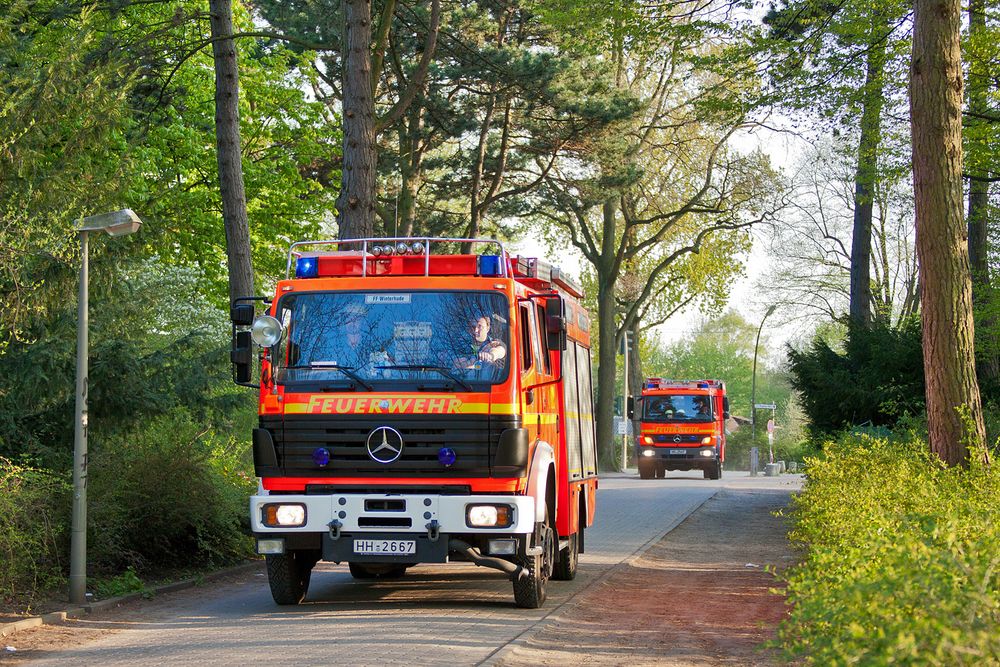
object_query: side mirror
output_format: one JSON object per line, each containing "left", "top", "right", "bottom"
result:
{"left": 231, "top": 330, "right": 253, "bottom": 383}
{"left": 545, "top": 296, "right": 567, "bottom": 351}
{"left": 722, "top": 396, "right": 730, "bottom": 420}
{"left": 627, "top": 396, "right": 635, "bottom": 419}
{"left": 231, "top": 303, "right": 255, "bottom": 326}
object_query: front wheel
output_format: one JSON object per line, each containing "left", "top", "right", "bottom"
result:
{"left": 266, "top": 551, "right": 317, "bottom": 605}
{"left": 638, "top": 460, "right": 655, "bottom": 480}
{"left": 513, "top": 507, "right": 555, "bottom": 608}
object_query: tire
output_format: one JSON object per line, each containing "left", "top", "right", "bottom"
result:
{"left": 349, "top": 562, "right": 410, "bottom": 579}
{"left": 513, "top": 506, "right": 555, "bottom": 608}
{"left": 655, "top": 467, "right": 665, "bottom": 479}
{"left": 266, "top": 551, "right": 316, "bottom": 605}
{"left": 638, "top": 460, "right": 655, "bottom": 480}
{"left": 706, "top": 460, "right": 722, "bottom": 480}
{"left": 552, "top": 528, "right": 579, "bottom": 581}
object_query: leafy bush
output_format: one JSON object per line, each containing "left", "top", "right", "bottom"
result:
{"left": 787, "top": 317, "right": 925, "bottom": 436}
{"left": 87, "top": 408, "right": 256, "bottom": 574}
{"left": 0, "top": 459, "right": 71, "bottom": 610}
{"left": 779, "top": 432, "right": 1000, "bottom": 665}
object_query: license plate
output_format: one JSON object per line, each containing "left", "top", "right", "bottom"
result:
{"left": 353, "top": 539, "right": 416, "bottom": 555}
{"left": 669, "top": 449, "right": 687, "bottom": 455}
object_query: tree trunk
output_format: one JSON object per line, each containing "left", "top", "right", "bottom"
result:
{"left": 967, "top": 0, "right": 989, "bottom": 286}
{"left": 849, "top": 29, "right": 887, "bottom": 328}
{"left": 397, "top": 107, "right": 424, "bottom": 237}
{"left": 594, "top": 199, "right": 622, "bottom": 471}
{"left": 595, "top": 278, "right": 619, "bottom": 471}
{"left": 966, "top": 0, "right": 999, "bottom": 386}
{"left": 910, "top": 0, "right": 988, "bottom": 466}
{"left": 338, "top": 0, "right": 376, "bottom": 240}
{"left": 209, "top": 0, "right": 254, "bottom": 303}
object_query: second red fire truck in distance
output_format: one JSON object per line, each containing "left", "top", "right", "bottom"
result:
{"left": 629, "top": 379, "right": 729, "bottom": 480}
{"left": 230, "top": 237, "right": 598, "bottom": 608}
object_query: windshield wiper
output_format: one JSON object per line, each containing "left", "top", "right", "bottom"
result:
{"left": 285, "top": 363, "right": 375, "bottom": 391}
{"left": 376, "top": 364, "right": 474, "bottom": 392}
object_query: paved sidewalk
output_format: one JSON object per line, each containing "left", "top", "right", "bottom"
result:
{"left": 493, "top": 478, "right": 801, "bottom": 666}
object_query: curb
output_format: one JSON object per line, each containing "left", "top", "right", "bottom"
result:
{"left": 0, "top": 560, "right": 262, "bottom": 639}
{"left": 475, "top": 488, "right": 721, "bottom": 667}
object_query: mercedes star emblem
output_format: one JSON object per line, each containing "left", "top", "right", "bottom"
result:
{"left": 366, "top": 426, "right": 404, "bottom": 464}
{"left": 673, "top": 435, "right": 682, "bottom": 443}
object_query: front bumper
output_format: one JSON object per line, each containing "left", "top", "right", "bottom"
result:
{"left": 637, "top": 446, "right": 718, "bottom": 468}
{"left": 250, "top": 491, "right": 536, "bottom": 561}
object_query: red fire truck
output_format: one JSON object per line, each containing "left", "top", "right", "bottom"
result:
{"left": 230, "top": 238, "right": 598, "bottom": 608}
{"left": 629, "top": 379, "right": 729, "bottom": 480}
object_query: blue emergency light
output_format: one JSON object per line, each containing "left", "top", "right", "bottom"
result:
{"left": 296, "top": 256, "right": 319, "bottom": 278}
{"left": 478, "top": 255, "right": 502, "bottom": 277}
{"left": 312, "top": 447, "right": 331, "bottom": 467}
{"left": 438, "top": 447, "right": 457, "bottom": 467}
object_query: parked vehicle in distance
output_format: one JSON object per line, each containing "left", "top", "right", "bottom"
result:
{"left": 629, "top": 379, "right": 729, "bottom": 480}
{"left": 229, "top": 237, "right": 598, "bottom": 608}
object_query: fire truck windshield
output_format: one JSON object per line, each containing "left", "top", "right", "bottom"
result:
{"left": 642, "top": 394, "right": 713, "bottom": 423}
{"left": 272, "top": 291, "right": 510, "bottom": 389}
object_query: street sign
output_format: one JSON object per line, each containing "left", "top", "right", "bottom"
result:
{"left": 766, "top": 419, "right": 775, "bottom": 434}
{"left": 754, "top": 403, "right": 776, "bottom": 410}
{"left": 613, "top": 416, "right": 632, "bottom": 435}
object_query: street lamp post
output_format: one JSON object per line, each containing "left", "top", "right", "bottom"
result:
{"left": 750, "top": 304, "right": 777, "bottom": 451}
{"left": 70, "top": 209, "right": 142, "bottom": 605}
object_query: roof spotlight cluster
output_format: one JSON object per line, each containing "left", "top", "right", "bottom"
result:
{"left": 371, "top": 241, "right": 426, "bottom": 257}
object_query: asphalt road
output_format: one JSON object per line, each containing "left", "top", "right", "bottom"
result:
{"left": 17, "top": 473, "right": 789, "bottom": 667}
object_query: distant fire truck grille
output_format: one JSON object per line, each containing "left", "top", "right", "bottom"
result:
{"left": 261, "top": 414, "right": 520, "bottom": 477}
{"left": 651, "top": 434, "right": 704, "bottom": 444}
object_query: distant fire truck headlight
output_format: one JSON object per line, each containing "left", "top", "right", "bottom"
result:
{"left": 251, "top": 315, "right": 283, "bottom": 347}
{"left": 641, "top": 436, "right": 654, "bottom": 444}
{"left": 262, "top": 503, "right": 306, "bottom": 527}
{"left": 701, "top": 436, "right": 713, "bottom": 445}
{"left": 642, "top": 449, "right": 655, "bottom": 457}
{"left": 466, "top": 504, "right": 514, "bottom": 528}
{"left": 699, "top": 449, "right": 715, "bottom": 458}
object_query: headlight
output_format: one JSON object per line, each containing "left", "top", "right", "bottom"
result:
{"left": 261, "top": 503, "right": 306, "bottom": 527}
{"left": 699, "top": 449, "right": 715, "bottom": 457}
{"left": 466, "top": 504, "right": 514, "bottom": 528}
{"left": 642, "top": 449, "right": 655, "bottom": 457}
{"left": 701, "top": 436, "right": 713, "bottom": 445}
{"left": 251, "top": 315, "right": 284, "bottom": 347}
{"left": 641, "top": 436, "right": 654, "bottom": 444}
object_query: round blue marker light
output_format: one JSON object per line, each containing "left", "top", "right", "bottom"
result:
{"left": 312, "top": 447, "right": 331, "bottom": 467}
{"left": 438, "top": 447, "right": 457, "bottom": 467}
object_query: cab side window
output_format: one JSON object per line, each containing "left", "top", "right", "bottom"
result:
{"left": 519, "top": 304, "right": 533, "bottom": 372}
{"left": 536, "top": 303, "right": 551, "bottom": 375}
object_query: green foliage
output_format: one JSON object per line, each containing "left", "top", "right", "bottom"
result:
{"left": 92, "top": 567, "right": 147, "bottom": 600}
{"left": 0, "top": 459, "right": 71, "bottom": 611}
{"left": 787, "top": 317, "right": 924, "bottom": 435}
{"left": 87, "top": 407, "right": 256, "bottom": 573}
{"left": 780, "top": 432, "right": 1000, "bottom": 664}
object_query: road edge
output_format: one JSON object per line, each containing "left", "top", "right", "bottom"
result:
{"left": 0, "top": 561, "right": 263, "bottom": 639}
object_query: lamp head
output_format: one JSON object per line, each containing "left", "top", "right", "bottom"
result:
{"left": 79, "top": 209, "right": 143, "bottom": 236}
